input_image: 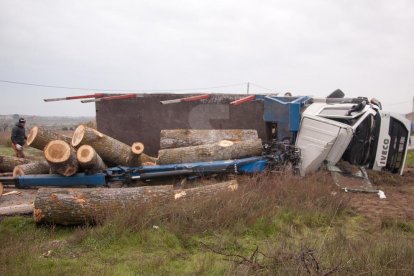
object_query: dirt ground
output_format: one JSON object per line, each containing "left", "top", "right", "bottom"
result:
{"left": 346, "top": 169, "right": 414, "bottom": 224}
{"left": 0, "top": 186, "right": 37, "bottom": 209}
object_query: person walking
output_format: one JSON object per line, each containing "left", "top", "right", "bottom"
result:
{"left": 11, "top": 118, "right": 27, "bottom": 158}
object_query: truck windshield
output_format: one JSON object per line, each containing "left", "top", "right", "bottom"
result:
{"left": 386, "top": 118, "right": 409, "bottom": 173}
{"left": 342, "top": 114, "right": 378, "bottom": 166}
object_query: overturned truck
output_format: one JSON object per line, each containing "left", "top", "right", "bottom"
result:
{"left": 96, "top": 92, "right": 410, "bottom": 176}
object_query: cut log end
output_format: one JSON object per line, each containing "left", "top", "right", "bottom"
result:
{"left": 64, "top": 167, "right": 77, "bottom": 176}
{"left": 218, "top": 140, "right": 234, "bottom": 147}
{"left": 77, "top": 145, "right": 95, "bottom": 163}
{"left": 131, "top": 142, "right": 144, "bottom": 155}
{"left": 44, "top": 140, "right": 71, "bottom": 163}
{"left": 72, "top": 125, "right": 86, "bottom": 147}
{"left": 26, "top": 126, "right": 39, "bottom": 146}
{"left": 12, "top": 166, "right": 24, "bottom": 177}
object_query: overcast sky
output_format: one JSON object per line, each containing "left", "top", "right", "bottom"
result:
{"left": 0, "top": 0, "right": 413, "bottom": 116}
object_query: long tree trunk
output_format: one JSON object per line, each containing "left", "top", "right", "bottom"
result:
{"left": 0, "top": 204, "right": 33, "bottom": 216}
{"left": 158, "top": 139, "right": 262, "bottom": 164}
{"left": 76, "top": 145, "right": 107, "bottom": 173}
{"left": 34, "top": 180, "right": 239, "bottom": 225}
{"left": 72, "top": 125, "right": 156, "bottom": 166}
{"left": 34, "top": 185, "right": 175, "bottom": 225}
{"left": 0, "top": 155, "right": 32, "bottom": 173}
{"left": 160, "top": 129, "right": 259, "bottom": 149}
{"left": 44, "top": 140, "right": 78, "bottom": 176}
{"left": 13, "top": 161, "right": 50, "bottom": 177}
{"left": 27, "top": 126, "right": 72, "bottom": 151}
{"left": 173, "top": 180, "right": 238, "bottom": 200}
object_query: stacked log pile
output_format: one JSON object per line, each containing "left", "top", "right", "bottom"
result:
{"left": 72, "top": 125, "right": 156, "bottom": 166}
{"left": 158, "top": 129, "right": 262, "bottom": 164}
{"left": 1, "top": 125, "right": 156, "bottom": 176}
{"left": 2, "top": 127, "right": 260, "bottom": 224}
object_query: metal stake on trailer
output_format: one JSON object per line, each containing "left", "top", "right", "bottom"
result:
{"left": 160, "top": 94, "right": 211, "bottom": 105}
{"left": 43, "top": 93, "right": 105, "bottom": 102}
{"left": 81, "top": 93, "right": 142, "bottom": 103}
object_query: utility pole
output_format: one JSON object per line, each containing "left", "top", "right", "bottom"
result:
{"left": 412, "top": 96, "right": 414, "bottom": 133}
{"left": 247, "top": 82, "right": 250, "bottom": 95}
{"left": 412, "top": 96, "right": 414, "bottom": 123}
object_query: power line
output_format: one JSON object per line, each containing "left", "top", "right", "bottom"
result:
{"left": 0, "top": 79, "right": 246, "bottom": 92}
{"left": 249, "top": 82, "right": 277, "bottom": 92}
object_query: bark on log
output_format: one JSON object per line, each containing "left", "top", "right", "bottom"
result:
{"left": 27, "top": 126, "right": 72, "bottom": 151}
{"left": 76, "top": 145, "right": 107, "bottom": 173}
{"left": 158, "top": 139, "right": 263, "bottom": 164}
{"left": 0, "top": 155, "right": 32, "bottom": 173}
{"left": 72, "top": 125, "right": 156, "bottom": 166}
{"left": 34, "top": 180, "right": 239, "bottom": 225}
{"left": 173, "top": 180, "right": 238, "bottom": 200}
{"left": 160, "top": 129, "right": 259, "bottom": 149}
{"left": 34, "top": 185, "right": 174, "bottom": 225}
{"left": 0, "top": 204, "right": 33, "bottom": 216}
{"left": 44, "top": 140, "right": 78, "bottom": 176}
{"left": 13, "top": 161, "right": 50, "bottom": 177}
{"left": 0, "top": 172, "right": 13, "bottom": 177}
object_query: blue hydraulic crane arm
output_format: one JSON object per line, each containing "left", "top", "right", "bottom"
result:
{"left": 106, "top": 156, "right": 268, "bottom": 181}
{"left": 2, "top": 157, "right": 269, "bottom": 188}
{"left": 16, "top": 173, "right": 107, "bottom": 188}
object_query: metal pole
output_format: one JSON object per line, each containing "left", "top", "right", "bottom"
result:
{"left": 247, "top": 82, "right": 250, "bottom": 95}
{"left": 411, "top": 96, "right": 414, "bottom": 134}
{"left": 411, "top": 97, "right": 414, "bottom": 124}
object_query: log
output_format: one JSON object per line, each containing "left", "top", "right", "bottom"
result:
{"left": 0, "top": 172, "right": 13, "bottom": 177}
{"left": 158, "top": 139, "right": 263, "bottom": 164}
{"left": 27, "top": 126, "right": 72, "bottom": 151}
{"left": 0, "top": 155, "right": 32, "bottom": 173}
{"left": 44, "top": 140, "right": 78, "bottom": 176}
{"left": 34, "top": 180, "right": 239, "bottom": 225}
{"left": 131, "top": 142, "right": 144, "bottom": 155}
{"left": 160, "top": 129, "right": 259, "bottom": 149}
{"left": 128, "top": 142, "right": 158, "bottom": 166}
{"left": 173, "top": 180, "right": 238, "bottom": 200}
{"left": 76, "top": 145, "right": 107, "bottom": 173}
{"left": 34, "top": 185, "right": 175, "bottom": 225}
{"left": 0, "top": 182, "right": 3, "bottom": 197}
{"left": 13, "top": 161, "right": 50, "bottom": 177}
{"left": 0, "top": 204, "right": 33, "bottom": 216}
{"left": 72, "top": 125, "right": 156, "bottom": 166}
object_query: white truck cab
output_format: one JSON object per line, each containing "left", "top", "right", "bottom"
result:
{"left": 295, "top": 98, "right": 410, "bottom": 175}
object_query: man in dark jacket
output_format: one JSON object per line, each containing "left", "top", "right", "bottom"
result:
{"left": 11, "top": 118, "right": 27, "bottom": 158}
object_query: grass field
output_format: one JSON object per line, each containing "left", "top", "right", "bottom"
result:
{"left": 0, "top": 145, "right": 44, "bottom": 160}
{"left": 1, "top": 172, "right": 414, "bottom": 275}
{"left": 1, "top": 140, "right": 414, "bottom": 274}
